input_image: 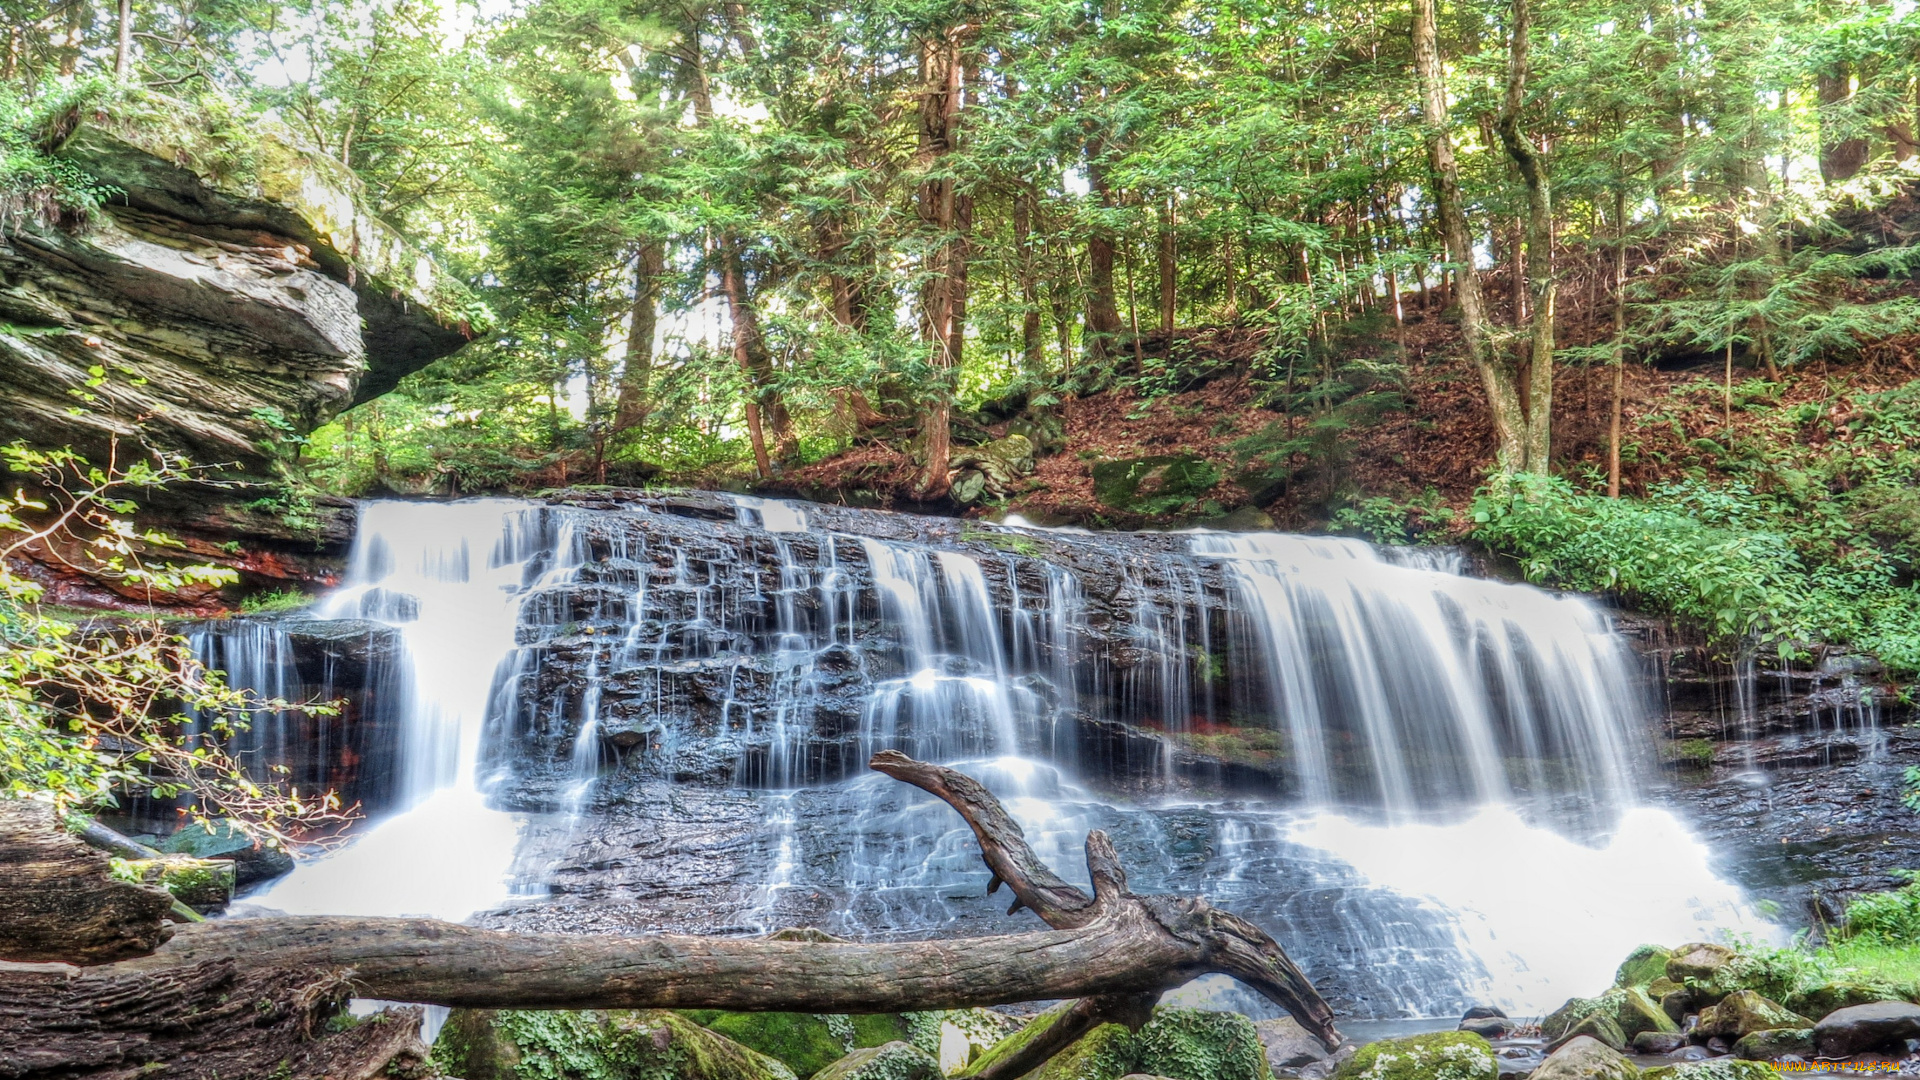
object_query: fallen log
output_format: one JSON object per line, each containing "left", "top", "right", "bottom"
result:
{"left": 0, "top": 755, "right": 1338, "bottom": 1078}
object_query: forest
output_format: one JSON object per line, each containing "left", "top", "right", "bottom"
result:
{"left": 6, "top": 0, "right": 1920, "bottom": 1075}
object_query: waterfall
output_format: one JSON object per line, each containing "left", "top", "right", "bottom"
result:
{"left": 246, "top": 500, "right": 567, "bottom": 921}
{"left": 199, "top": 495, "right": 1768, "bottom": 1019}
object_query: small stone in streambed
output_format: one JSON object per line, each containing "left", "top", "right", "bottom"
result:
{"left": 1460, "top": 1016, "right": 1515, "bottom": 1039}
{"left": 813, "top": 1042, "right": 941, "bottom": 1080}
{"left": 1812, "top": 1000, "right": 1920, "bottom": 1058}
{"left": 1632, "top": 1031, "right": 1687, "bottom": 1055}
{"left": 1730, "top": 1027, "right": 1811, "bottom": 1060}
{"left": 1529, "top": 1035, "right": 1637, "bottom": 1080}
{"left": 1256, "top": 1016, "right": 1333, "bottom": 1070}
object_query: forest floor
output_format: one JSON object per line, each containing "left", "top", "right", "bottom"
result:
{"left": 773, "top": 299, "right": 1920, "bottom": 533}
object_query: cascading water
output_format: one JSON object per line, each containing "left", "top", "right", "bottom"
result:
{"left": 243, "top": 500, "right": 580, "bottom": 921}
{"left": 201, "top": 494, "right": 1770, "bottom": 1020}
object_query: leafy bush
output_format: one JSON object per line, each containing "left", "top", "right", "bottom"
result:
{"left": 1472, "top": 473, "right": 1920, "bottom": 676}
{"left": 1843, "top": 874, "right": 1920, "bottom": 945}
{"left": 0, "top": 78, "right": 120, "bottom": 229}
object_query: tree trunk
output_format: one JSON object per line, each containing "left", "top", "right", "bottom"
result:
{"left": 720, "top": 243, "right": 779, "bottom": 478}
{"left": 1016, "top": 186, "right": 1046, "bottom": 370}
{"left": 913, "top": 29, "right": 967, "bottom": 500}
{"left": 0, "top": 801, "right": 175, "bottom": 965}
{"left": 1158, "top": 195, "right": 1176, "bottom": 334}
{"left": 1084, "top": 157, "right": 1124, "bottom": 363}
{"left": 1495, "top": 0, "right": 1555, "bottom": 475}
{"left": 1411, "top": 0, "right": 1527, "bottom": 472}
{"left": 115, "top": 0, "right": 131, "bottom": 78}
{"left": 1608, "top": 185, "right": 1628, "bottom": 499}
{"left": 1, "top": 756, "right": 1340, "bottom": 1079}
{"left": 613, "top": 240, "right": 666, "bottom": 435}
{"left": 1819, "top": 66, "right": 1869, "bottom": 183}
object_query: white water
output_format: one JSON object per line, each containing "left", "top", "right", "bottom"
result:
{"left": 247, "top": 500, "right": 551, "bottom": 921}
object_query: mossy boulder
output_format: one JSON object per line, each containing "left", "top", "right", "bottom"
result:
{"left": 1613, "top": 988, "right": 1680, "bottom": 1039}
{"left": 965, "top": 1006, "right": 1269, "bottom": 1080}
{"left": 1090, "top": 456, "right": 1220, "bottom": 516}
{"left": 1551, "top": 1013, "right": 1628, "bottom": 1054}
{"left": 1128, "top": 1008, "right": 1270, "bottom": 1080}
{"left": 1664, "top": 944, "right": 1737, "bottom": 984}
{"left": 813, "top": 1042, "right": 942, "bottom": 1080}
{"left": 1731, "top": 1027, "right": 1812, "bottom": 1061}
{"left": 1784, "top": 982, "right": 1909, "bottom": 1022}
{"left": 1638, "top": 1063, "right": 1774, "bottom": 1080}
{"left": 120, "top": 856, "right": 234, "bottom": 913}
{"left": 676, "top": 1011, "right": 920, "bottom": 1076}
{"left": 1694, "top": 991, "right": 1812, "bottom": 1040}
{"left": 1530, "top": 1036, "right": 1637, "bottom": 1080}
{"left": 157, "top": 820, "right": 294, "bottom": 886}
{"left": 433, "top": 1008, "right": 799, "bottom": 1080}
{"left": 1615, "top": 946, "right": 1674, "bottom": 989}
{"left": 1542, "top": 996, "right": 1609, "bottom": 1042}
{"left": 1023, "top": 1022, "right": 1137, "bottom": 1080}
{"left": 1645, "top": 978, "right": 1680, "bottom": 1002}
{"left": 1330, "top": 1032, "right": 1495, "bottom": 1080}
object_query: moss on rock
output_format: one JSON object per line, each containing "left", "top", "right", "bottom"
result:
{"left": 1614, "top": 987, "right": 1680, "bottom": 1039}
{"left": 1128, "top": 1009, "right": 1270, "bottom": 1080}
{"left": 1616, "top": 946, "right": 1674, "bottom": 989}
{"left": 1330, "top": 1032, "right": 1496, "bottom": 1080}
{"left": 675, "top": 1011, "right": 914, "bottom": 1077}
{"left": 1695, "top": 991, "right": 1812, "bottom": 1040}
{"left": 812, "top": 1042, "right": 942, "bottom": 1080}
{"left": 1638, "top": 1062, "right": 1775, "bottom": 1080}
{"left": 1731, "top": 1027, "right": 1813, "bottom": 1060}
{"left": 431, "top": 1008, "right": 799, "bottom": 1080}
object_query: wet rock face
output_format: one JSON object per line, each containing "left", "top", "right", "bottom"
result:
{"left": 478, "top": 490, "right": 1258, "bottom": 810}
{"left": 1615, "top": 613, "right": 1920, "bottom": 922}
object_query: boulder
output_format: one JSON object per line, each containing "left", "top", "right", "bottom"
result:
{"left": 1784, "top": 982, "right": 1907, "bottom": 1022}
{"left": 1664, "top": 943, "right": 1738, "bottom": 984}
{"left": 814, "top": 1042, "right": 943, "bottom": 1080}
{"left": 948, "top": 434, "right": 1037, "bottom": 504}
{"left": 433, "top": 1009, "right": 798, "bottom": 1080}
{"left": 157, "top": 819, "right": 294, "bottom": 886}
{"left": 1730, "top": 1028, "right": 1812, "bottom": 1060}
{"left": 1614, "top": 988, "right": 1680, "bottom": 1039}
{"left": 1630, "top": 1032, "right": 1687, "bottom": 1055}
{"left": 1128, "top": 1009, "right": 1272, "bottom": 1080}
{"left": 1694, "top": 991, "right": 1811, "bottom": 1040}
{"left": 1659, "top": 990, "right": 1693, "bottom": 1027}
{"left": 1550, "top": 1013, "right": 1628, "bottom": 1054}
{"left": 1543, "top": 996, "right": 1610, "bottom": 1041}
{"left": 1018, "top": 1022, "right": 1136, "bottom": 1080}
{"left": 1616, "top": 946, "right": 1674, "bottom": 989}
{"left": 120, "top": 856, "right": 234, "bottom": 914}
{"left": 1257, "top": 1016, "right": 1333, "bottom": 1070}
{"left": 1646, "top": 978, "right": 1680, "bottom": 1002}
{"left": 674, "top": 1010, "right": 923, "bottom": 1077}
{"left": 1529, "top": 1036, "right": 1637, "bottom": 1080}
{"left": 1330, "top": 1032, "right": 1496, "bottom": 1080}
{"left": 1811, "top": 1000, "right": 1920, "bottom": 1058}
{"left": 1460, "top": 1016, "right": 1515, "bottom": 1039}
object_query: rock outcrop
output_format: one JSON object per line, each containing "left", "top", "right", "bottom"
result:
{"left": 0, "top": 92, "right": 482, "bottom": 607}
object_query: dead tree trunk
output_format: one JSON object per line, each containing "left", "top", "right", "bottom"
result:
{"left": 0, "top": 756, "right": 1339, "bottom": 1079}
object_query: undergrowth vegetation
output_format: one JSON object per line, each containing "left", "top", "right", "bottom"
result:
{"left": 1473, "top": 379, "right": 1920, "bottom": 678}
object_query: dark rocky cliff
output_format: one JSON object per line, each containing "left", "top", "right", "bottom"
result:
{"left": 0, "top": 96, "right": 483, "bottom": 608}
